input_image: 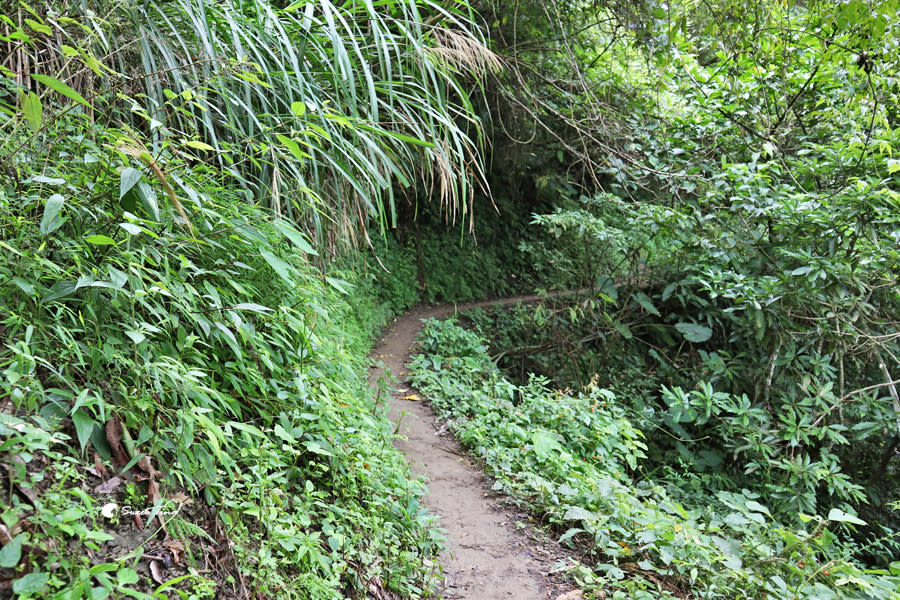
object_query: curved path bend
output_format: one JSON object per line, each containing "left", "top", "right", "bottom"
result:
{"left": 368, "top": 294, "right": 582, "bottom": 600}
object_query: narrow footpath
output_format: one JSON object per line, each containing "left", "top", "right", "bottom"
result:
{"left": 368, "top": 295, "right": 580, "bottom": 600}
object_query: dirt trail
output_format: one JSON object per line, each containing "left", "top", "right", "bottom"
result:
{"left": 368, "top": 294, "right": 579, "bottom": 600}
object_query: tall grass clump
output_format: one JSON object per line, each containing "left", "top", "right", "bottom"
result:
{"left": 126, "top": 0, "right": 498, "bottom": 244}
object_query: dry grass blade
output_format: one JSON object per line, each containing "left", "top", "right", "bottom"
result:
{"left": 430, "top": 26, "right": 504, "bottom": 76}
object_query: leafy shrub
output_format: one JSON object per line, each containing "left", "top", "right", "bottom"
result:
{"left": 411, "top": 319, "right": 900, "bottom": 600}
{"left": 0, "top": 86, "right": 438, "bottom": 600}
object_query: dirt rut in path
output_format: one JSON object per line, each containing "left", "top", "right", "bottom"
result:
{"left": 368, "top": 297, "right": 575, "bottom": 599}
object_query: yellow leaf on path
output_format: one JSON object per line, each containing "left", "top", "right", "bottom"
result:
{"left": 401, "top": 394, "right": 420, "bottom": 401}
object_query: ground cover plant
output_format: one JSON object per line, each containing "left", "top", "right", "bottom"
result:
{"left": 411, "top": 318, "right": 900, "bottom": 599}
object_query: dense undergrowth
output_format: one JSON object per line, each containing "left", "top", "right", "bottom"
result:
{"left": 0, "top": 1, "right": 484, "bottom": 596}
{"left": 411, "top": 318, "right": 900, "bottom": 600}
{"left": 452, "top": 0, "right": 900, "bottom": 590}
{"left": 0, "top": 107, "right": 442, "bottom": 597}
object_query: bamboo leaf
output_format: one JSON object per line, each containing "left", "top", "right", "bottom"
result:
{"left": 184, "top": 140, "right": 216, "bottom": 151}
{"left": 273, "top": 220, "right": 318, "bottom": 255}
{"left": 276, "top": 134, "right": 311, "bottom": 162}
{"left": 85, "top": 234, "right": 117, "bottom": 246}
{"left": 20, "top": 91, "right": 42, "bottom": 133}
{"left": 260, "top": 250, "right": 295, "bottom": 285}
{"left": 30, "top": 73, "right": 92, "bottom": 108}
{"left": 232, "top": 303, "right": 273, "bottom": 313}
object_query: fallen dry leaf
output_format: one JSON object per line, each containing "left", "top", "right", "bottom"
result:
{"left": 401, "top": 394, "right": 421, "bottom": 401}
{"left": 149, "top": 560, "right": 164, "bottom": 584}
{"left": 93, "top": 454, "right": 108, "bottom": 479}
{"left": 94, "top": 476, "right": 122, "bottom": 494}
{"left": 169, "top": 491, "right": 191, "bottom": 505}
{"left": 147, "top": 478, "right": 161, "bottom": 506}
{"left": 366, "top": 576, "right": 393, "bottom": 600}
{"left": 105, "top": 419, "right": 129, "bottom": 468}
{"left": 163, "top": 539, "right": 185, "bottom": 565}
{"left": 0, "top": 524, "right": 11, "bottom": 545}
{"left": 138, "top": 455, "right": 161, "bottom": 479}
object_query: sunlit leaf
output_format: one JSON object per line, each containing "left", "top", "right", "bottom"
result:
{"left": 40, "top": 194, "right": 65, "bottom": 234}
{"left": 827, "top": 508, "right": 866, "bottom": 525}
{"left": 30, "top": 73, "right": 92, "bottom": 108}
{"left": 20, "top": 90, "right": 42, "bottom": 133}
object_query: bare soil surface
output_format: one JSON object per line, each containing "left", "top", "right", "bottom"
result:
{"left": 368, "top": 295, "right": 583, "bottom": 600}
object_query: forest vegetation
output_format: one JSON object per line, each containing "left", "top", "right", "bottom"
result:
{"left": 0, "top": 0, "right": 898, "bottom": 599}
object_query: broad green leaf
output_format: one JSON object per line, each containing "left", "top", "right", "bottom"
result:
{"left": 124, "top": 330, "right": 146, "bottom": 344}
{"left": 0, "top": 536, "right": 22, "bottom": 568}
{"left": 85, "top": 234, "right": 117, "bottom": 246}
{"left": 273, "top": 220, "right": 318, "bottom": 255}
{"left": 273, "top": 424, "right": 294, "bottom": 443}
{"left": 117, "top": 568, "right": 139, "bottom": 586}
{"left": 532, "top": 429, "right": 562, "bottom": 458}
{"left": 43, "top": 280, "right": 76, "bottom": 302}
{"left": 827, "top": 508, "right": 866, "bottom": 525}
{"left": 290, "top": 101, "right": 307, "bottom": 117}
{"left": 25, "top": 18, "right": 51, "bottom": 35}
{"left": 184, "top": 139, "right": 216, "bottom": 151}
{"left": 633, "top": 292, "right": 660, "bottom": 316}
{"left": 675, "top": 322, "right": 712, "bottom": 343}
{"left": 724, "top": 512, "right": 750, "bottom": 527}
{"left": 745, "top": 500, "right": 770, "bottom": 515}
{"left": 119, "top": 223, "right": 142, "bottom": 235}
{"left": 20, "top": 90, "right": 42, "bottom": 133}
{"left": 12, "top": 572, "right": 49, "bottom": 595}
{"left": 40, "top": 194, "right": 65, "bottom": 234}
{"left": 120, "top": 167, "right": 142, "bottom": 199}
{"left": 12, "top": 278, "right": 35, "bottom": 296}
{"left": 232, "top": 303, "right": 273, "bottom": 313}
{"left": 30, "top": 73, "right": 92, "bottom": 108}
{"left": 260, "top": 250, "right": 295, "bottom": 285}
{"left": 71, "top": 410, "right": 95, "bottom": 452}
{"left": 612, "top": 319, "right": 632, "bottom": 339}
{"left": 29, "top": 175, "right": 65, "bottom": 186}
{"left": 134, "top": 181, "right": 160, "bottom": 221}
{"left": 563, "top": 505, "right": 596, "bottom": 522}
{"left": 304, "top": 441, "right": 332, "bottom": 456}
